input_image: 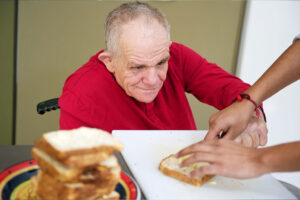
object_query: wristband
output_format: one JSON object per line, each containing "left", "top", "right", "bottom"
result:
{"left": 236, "top": 93, "right": 261, "bottom": 118}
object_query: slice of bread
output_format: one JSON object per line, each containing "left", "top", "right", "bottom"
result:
{"left": 159, "top": 154, "right": 214, "bottom": 186}
{"left": 35, "top": 171, "right": 116, "bottom": 200}
{"left": 34, "top": 127, "right": 123, "bottom": 167}
{"left": 32, "top": 147, "right": 121, "bottom": 183}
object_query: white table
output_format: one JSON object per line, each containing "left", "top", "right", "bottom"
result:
{"left": 113, "top": 130, "right": 298, "bottom": 199}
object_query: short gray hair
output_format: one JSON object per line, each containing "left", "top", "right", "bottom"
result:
{"left": 104, "top": 1, "right": 170, "bottom": 56}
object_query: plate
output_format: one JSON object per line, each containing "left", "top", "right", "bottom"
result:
{"left": 0, "top": 160, "right": 141, "bottom": 200}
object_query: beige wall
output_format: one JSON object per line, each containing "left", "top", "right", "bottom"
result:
{"left": 16, "top": 1, "right": 245, "bottom": 144}
{"left": 0, "top": 1, "right": 15, "bottom": 145}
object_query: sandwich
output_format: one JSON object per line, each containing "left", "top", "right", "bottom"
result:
{"left": 30, "top": 127, "right": 123, "bottom": 200}
{"left": 34, "top": 127, "right": 123, "bottom": 167}
{"left": 29, "top": 173, "right": 120, "bottom": 200}
{"left": 159, "top": 154, "right": 214, "bottom": 186}
{"left": 33, "top": 171, "right": 118, "bottom": 200}
{"left": 32, "top": 148, "right": 121, "bottom": 184}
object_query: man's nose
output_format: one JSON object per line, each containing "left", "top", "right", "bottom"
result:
{"left": 143, "top": 68, "right": 158, "bottom": 85}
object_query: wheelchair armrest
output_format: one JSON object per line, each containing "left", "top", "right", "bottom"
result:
{"left": 37, "top": 98, "right": 60, "bottom": 115}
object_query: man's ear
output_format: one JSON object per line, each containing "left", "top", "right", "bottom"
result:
{"left": 98, "top": 51, "right": 115, "bottom": 73}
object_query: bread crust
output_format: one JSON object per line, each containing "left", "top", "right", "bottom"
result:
{"left": 62, "top": 151, "right": 114, "bottom": 167}
{"left": 35, "top": 138, "right": 121, "bottom": 167}
{"left": 159, "top": 155, "right": 214, "bottom": 186}
{"left": 32, "top": 147, "right": 78, "bottom": 181}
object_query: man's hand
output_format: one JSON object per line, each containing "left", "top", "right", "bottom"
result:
{"left": 176, "top": 139, "right": 266, "bottom": 179}
{"left": 234, "top": 114, "right": 268, "bottom": 147}
{"left": 205, "top": 100, "right": 268, "bottom": 147}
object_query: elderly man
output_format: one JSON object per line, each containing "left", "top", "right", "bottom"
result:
{"left": 59, "top": 2, "right": 267, "bottom": 147}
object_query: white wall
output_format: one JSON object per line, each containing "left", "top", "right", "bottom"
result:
{"left": 236, "top": 0, "right": 300, "bottom": 188}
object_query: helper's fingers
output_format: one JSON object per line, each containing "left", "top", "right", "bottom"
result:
{"left": 180, "top": 152, "right": 218, "bottom": 167}
{"left": 190, "top": 165, "right": 220, "bottom": 177}
{"left": 176, "top": 141, "right": 215, "bottom": 158}
{"left": 222, "top": 128, "right": 237, "bottom": 140}
{"left": 204, "top": 126, "right": 223, "bottom": 141}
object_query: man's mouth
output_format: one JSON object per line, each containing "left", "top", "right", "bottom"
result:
{"left": 143, "top": 88, "right": 156, "bottom": 92}
{"left": 139, "top": 87, "right": 157, "bottom": 93}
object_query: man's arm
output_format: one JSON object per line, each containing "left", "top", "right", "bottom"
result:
{"left": 60, "top": 109, "right": 89, "bottom": 130}
{"left": 172, "top": 43, "right": 267, "bottom": 147}
{"left": 176, "top": 139, "right": 300, "bottom": 179}
{"left": 59, "top": 89, "right": 101, "bottom": 131}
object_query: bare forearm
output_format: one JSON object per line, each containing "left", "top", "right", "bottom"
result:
{"left": 247, "top": 40, "right": 300, "bottom": 105}
{"left": 260, "top": 141, "right": 300, "bottom": 173}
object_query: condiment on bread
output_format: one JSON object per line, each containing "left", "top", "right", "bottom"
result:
{"left": 159, "top": 154, "right": 214, "bottom": 186}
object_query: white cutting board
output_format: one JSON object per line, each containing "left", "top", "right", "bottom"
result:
{"left": 113, "top": 130, "right": 296, "bottom": 199}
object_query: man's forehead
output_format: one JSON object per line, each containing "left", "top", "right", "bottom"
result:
{"left": 120, "top": 16, "right": 169, "bottom": 44}
{"left": 122, "top": 39, "right": 170, "bottom": 61}
{"left": 127, "top": 52, "right": 170, "bottom": 66}
{"left": 115, "top": 16, "right": 170, "bottom": 65}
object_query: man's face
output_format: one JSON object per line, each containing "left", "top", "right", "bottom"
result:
{"left": 111, "top": 18, "right": 170, "bottom": 103}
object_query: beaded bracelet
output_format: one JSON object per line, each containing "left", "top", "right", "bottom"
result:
{"left": 236, "top": 93, "right": 261, "bottom": 118}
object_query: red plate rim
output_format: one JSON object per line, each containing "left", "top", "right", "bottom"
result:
{"left": 0, "top": 160, "right": 140, "bottom": 200}
{"left": 0, "top": 160, "right": 37, "bottom": 182}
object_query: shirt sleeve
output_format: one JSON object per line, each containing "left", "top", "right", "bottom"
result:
{"left": 173, "top": 43, "right": 250, "bottom": 110}
{"left": 58, "top": 88, "right": 106, "bottom": 130}
{"left": 59, "top": 90, "right": 93, "bottom": 130}
{"left": 59, "top": 109, "right": 88, "bottom": 130}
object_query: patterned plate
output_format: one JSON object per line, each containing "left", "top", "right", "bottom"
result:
{"left": 0, "top": 160, "right": 141, "bottom": 200}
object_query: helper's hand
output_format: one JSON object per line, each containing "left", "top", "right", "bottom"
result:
{"left": 176, "top": 139, "right": 266, "bottom": 179}
{"left": 204, "top": 100, "right": 268, "bottom": 147}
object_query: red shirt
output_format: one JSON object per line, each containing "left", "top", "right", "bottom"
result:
{"left": 59, "top": 42, "right": 250, "bottom": 132}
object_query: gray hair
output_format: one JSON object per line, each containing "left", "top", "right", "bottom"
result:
{"left": 104, "top": 1, "right": 170, "bottom": 57}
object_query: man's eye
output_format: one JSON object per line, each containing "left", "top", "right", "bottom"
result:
{"left": 134, "top": 65, "right": 144, "bottom": 70}
{"left": 157, "top": 60, "right": 166, "bottom": 66}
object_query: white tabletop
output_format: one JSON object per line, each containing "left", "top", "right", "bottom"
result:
{"left": 113, "top": 130, "right": 297, "bottom": 199}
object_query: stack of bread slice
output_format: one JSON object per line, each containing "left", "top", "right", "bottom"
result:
{"left": 30, "top": 127, "right": 123, "bottom": 200}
